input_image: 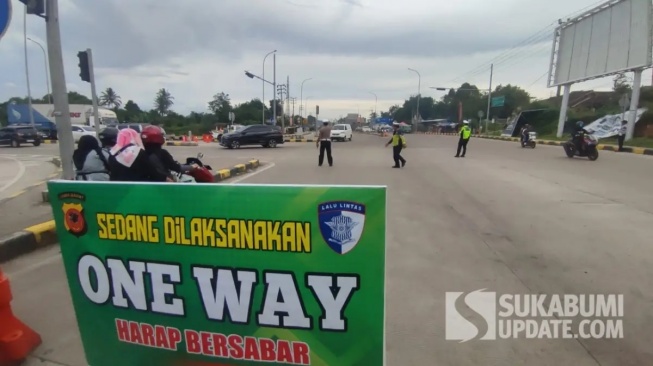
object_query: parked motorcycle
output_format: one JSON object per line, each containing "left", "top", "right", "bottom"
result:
{"left": 521, "top": 131, "right": 537, "bottom": 148}
{"left": 172, "top": 153, "right": 214, "bottom": 183}
{"left": 563, "top": 134, "right": 599, "bottom": 161}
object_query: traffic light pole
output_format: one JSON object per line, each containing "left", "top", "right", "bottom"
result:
{"left": 86, "top": 48, "right": 101, "bottom": 137}
{"left": 45, "top": 0, "right": 74, "bottom": 179}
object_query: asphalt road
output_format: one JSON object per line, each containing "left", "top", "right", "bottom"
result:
{"left": 4, "top": 134, "right": 653, "bottom": 366}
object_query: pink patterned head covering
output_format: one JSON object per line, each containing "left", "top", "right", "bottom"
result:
{"left": 110, "top": 128, "right": 144, "bottom": 168}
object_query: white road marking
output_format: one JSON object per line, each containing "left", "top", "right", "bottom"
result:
{"left": 228, "top": 163, "right": 276, "bottom": 184}
{"left": 0, "top": 156, "right": 26, "bottom": 193}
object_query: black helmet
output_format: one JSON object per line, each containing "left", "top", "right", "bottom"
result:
{"left": 99, "top": 127, "right": 118, "bottom": 147}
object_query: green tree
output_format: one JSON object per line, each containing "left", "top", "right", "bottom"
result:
{"left": 490, "top": 84, "right": 531, "bottom": 119}
{"left": 99, "top": 87, "right": 122, "bottom": 109}
{"left": 233, "top": 99, "right": 267, "bottom": 125}
{"left": 208, "top": 92, "right": 232, "bottom": 121}
{"left": 67, "top": 91, "right": 93, "bottom": 104}
{"left": 613, "top": 73, "right": 631, "bottom": 99}
{"left": 268, "top": 99, "right": 284, "bottom": 121}
{"left": 154, "top": 88, "right": 174, "bottom": 116}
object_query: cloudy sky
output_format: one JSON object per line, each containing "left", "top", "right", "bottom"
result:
{"left": 1, "top": 0, "right": 651, "bottom": 119}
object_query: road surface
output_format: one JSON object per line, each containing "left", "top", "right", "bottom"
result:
{"left": 4, "top": 134, "right": 653, "bottom": 365}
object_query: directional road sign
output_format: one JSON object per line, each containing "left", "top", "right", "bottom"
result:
{"left": 491, "top": 95, "right": 505, "bottom": 107}
{"left": 0, "top": 0, "right": 12, "bottom": 43}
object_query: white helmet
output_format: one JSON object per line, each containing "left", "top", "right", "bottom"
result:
{"left": 463, "top": 120, "right": 470, "bottom": 124}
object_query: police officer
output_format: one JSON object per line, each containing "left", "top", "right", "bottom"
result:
{"left": 385, "top": 122, "right": 406, "bottom": 168}
{"left": 455, "top": 120, "right": 472, "bottom": 158}
{"left": 316, "top": 121, "right": 333, "bottom": 166}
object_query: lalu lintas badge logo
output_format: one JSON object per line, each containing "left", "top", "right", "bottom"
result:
{"left": 59, "top": 192, "right": 88, "bottom": 237}
{"left": 318, "top": 201, "right": 366, "bottom": 254}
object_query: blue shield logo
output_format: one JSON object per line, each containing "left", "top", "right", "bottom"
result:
{"left": 318, "top": 201, "right": 366, "bottom": 254}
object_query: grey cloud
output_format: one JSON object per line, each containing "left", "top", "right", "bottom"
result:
{"left": 60, "top": 0, "right": 547, "bottom": 71}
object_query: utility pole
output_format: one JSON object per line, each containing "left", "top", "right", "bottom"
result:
{"left": 486, "top": 63, "right": 493, "bottom": 127}
{"left": 290, "top": 97, "right": 296, "bottom": 125}
{"left": 276, "top": 83, "right": 287, "bottom": 130}
{"left": 84, "top": 49, "right": 101, "bottom": 137}
{"left": 272, "top": 53, "right": 277, "bottom": 126}
{"left": 45, "top": 0, "right": 75, "bottom": 179}
{"left": 286, "top": 75, "right": 290, "bottom": 130}
{"left": 23, "top": 5, "right": 36, "bottom": 128}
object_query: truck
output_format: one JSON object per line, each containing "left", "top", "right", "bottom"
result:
{"left": 6, "top": 103, "right": 119, "bottom": 139}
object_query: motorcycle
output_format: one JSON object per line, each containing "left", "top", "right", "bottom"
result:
{"left": 521, "top": 131, "right": 537, "bottom": 148}
{"left": 563, "top": 133, "right": 599, "bottom": 161}
{"left": 172, "top": 153, "right": 215, "bottom": 183}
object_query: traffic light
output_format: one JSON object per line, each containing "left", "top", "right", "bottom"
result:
{"left": 77, "top": 51, "right": 90, "bottom": 83}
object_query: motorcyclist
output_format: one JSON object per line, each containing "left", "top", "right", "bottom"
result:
{"left": 521, "top": 124, "right": 531, "bottom": 143}
{"left": 573, "top": 121, "right": 588, "bottom": 153}
{"left": 140, "top": 125, "right": 196, "bottom": 180}
{"left": 108, "top": 128, "right": 169, "bottom": 182}
{"left": 98, "top": 127, "right": 118, "bottom": 159}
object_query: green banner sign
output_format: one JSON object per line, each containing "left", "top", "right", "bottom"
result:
{"left": 47, "top": 181, "right": 387, "bottom": 366}
{"left": 491, "top": 95, "right": 505, "bottom": 107}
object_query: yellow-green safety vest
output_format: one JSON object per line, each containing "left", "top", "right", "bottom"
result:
{"left": 392, "top": 133, "right": 407, "bottom": 147}
{"left": 460, "top": 126, "right": 471, "bottom": 139}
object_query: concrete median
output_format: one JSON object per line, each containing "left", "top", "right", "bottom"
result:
{"left": 0, "top": 221, "right": 57, "bottom": 263}
{"left": 414, "top": 132, "right": 653, "bottom": 156}
{"left": 166, "top": 141, "right": 199, "bottom": 147}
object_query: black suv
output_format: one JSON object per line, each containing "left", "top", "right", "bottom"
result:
{"left": 0, "top": 125, "right": 42, "bottom": 147}
{"left": 220, "top": 124, "right": 284, "bottom": 149}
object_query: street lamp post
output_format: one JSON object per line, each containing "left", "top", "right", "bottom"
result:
{"left": 22, "top": 6, "right": 36, "bottom": 128}
{"left": 27, "top": 37, "right": 51, "bottom": 104}
{"left": 408, "top": 68, "right": 420, "bottom": 131}
{"left": 262, "top": 50, "right": 276, "bottom": 124}
{"left": 300, "top": 78, "right": 312, "bottom": 122}
{"left": 368, "top": 91, "right": 377, "bottom": 120}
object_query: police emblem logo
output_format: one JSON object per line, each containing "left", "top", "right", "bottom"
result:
{"left": 318, "top": 201, "right": 366, "bottom": 255}
{"left": 59, "top": 192, "right": 88, "bottom": 237}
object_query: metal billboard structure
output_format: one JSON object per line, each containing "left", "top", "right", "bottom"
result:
{"left": 547, "top": 0, "right": 653, "bottom": 139}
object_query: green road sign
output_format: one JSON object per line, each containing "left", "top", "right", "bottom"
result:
{"left": 491, "top": 95, "right": 505, "bottom": 107}
{"left": 48, "top": 181, "right": 387, "bottom": 366}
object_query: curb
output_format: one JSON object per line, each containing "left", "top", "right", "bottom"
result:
{"left": 166, "top": 141, "right": 199, "bottom": 147}
{"left": 41, "top": 140, "right": 57, "bottom": 144}
{"left": 284, "top": 138, "right": 316, "bottom": 142}
{"left": 473, "top": 135, "right": 653, "bottom": 155}
{"left": 11, "top": 159, "right": 261, "bottom": 263}
{"left": 213, "top": 159, "right": 260, "bottom": 182}
{"left": 0, "top": 221, "right": 57, "bottom": 264}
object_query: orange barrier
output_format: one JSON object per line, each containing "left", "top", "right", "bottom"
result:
{"left": 181, "top": 135, "right": 188, "bottom": 142}
{"left": 192, "top": 136, "right": 199, "bottom": 142}
{"left": 202, "top": 134, "right": 212, "bottom": 143}
{"left": 0, "top": 268, "right": 42, "bottom": 365}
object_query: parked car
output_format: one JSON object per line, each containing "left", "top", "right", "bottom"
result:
{"left": 0, "top": 125, "right": 42, "bottom": 147}
{"left": 220, "top": 124, "right": 284, "bottom": 149}
{"left": 72, "top": 124, "right": 97, "bottom": 142}
{"left": 331, "top": 124, "right": 353, "bottom": 141}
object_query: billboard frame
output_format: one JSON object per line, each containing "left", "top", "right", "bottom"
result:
{"left": 547, "top": 0, "right": 653, "bottom": 88}
{"left": 548, "top": 0, "right": 653, "bottom": 141}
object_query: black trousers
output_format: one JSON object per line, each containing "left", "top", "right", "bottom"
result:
{"left": 393, "top": 146, "right": 406, "bottom": 167}
{"left": 319, "top": 140, "right": 333, "bottom": 166}
{"left": 456, "top": 138, "right": 469, "bottom": 156}
{"left": 618, "top": 134, "right": 625, "bottom": 151}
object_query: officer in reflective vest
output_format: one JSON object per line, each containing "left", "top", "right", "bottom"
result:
{"left": 385, "top": 122, "right": 407, "bottom": 168}
{"left": 455, "top": 120, "right": 472, "bottom": 158}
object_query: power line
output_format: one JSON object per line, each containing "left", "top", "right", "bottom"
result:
{"left": 448, "top": 0, "right": 610, "bottom": 84}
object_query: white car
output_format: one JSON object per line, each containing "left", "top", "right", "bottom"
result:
{"left": 72, "top": 125, "right": 97, "bottom": 142}
{"left": 331, "top": 124, "right": 353, "bottom": 141}
{"left": 361, "top": 126, "right": 372, "bottom": 133}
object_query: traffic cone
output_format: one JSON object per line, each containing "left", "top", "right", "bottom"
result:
{"left": 0, "top": 268, "right": 42, "bottom": 365}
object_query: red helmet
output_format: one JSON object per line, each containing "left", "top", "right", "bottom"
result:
{"left": 141, "top": 125, "right": 165, "bottom": 145}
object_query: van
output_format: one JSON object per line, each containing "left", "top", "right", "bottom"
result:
{"left": 331, "top": 124, "right": 353, "bottom": 142}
